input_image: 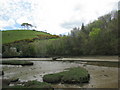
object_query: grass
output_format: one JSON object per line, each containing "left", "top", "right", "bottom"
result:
{"left": 2, "top": 30, "right": 59, "bottom": 44}
{"left": 1, "top": 60, "right": 33, "bottom": 66}
{"left": 43, "top": 67, "right": 90, "bottom": 84}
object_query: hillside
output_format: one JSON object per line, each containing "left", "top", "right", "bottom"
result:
{"left": 2, "top": 30, "right": 59, "bottom": 44}
{"left": 2, "top": 11, "right": 118, "bottom": 57}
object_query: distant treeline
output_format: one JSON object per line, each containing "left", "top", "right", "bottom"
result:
{"left": 2, "top": 10, "right": 119, "bottom": 58}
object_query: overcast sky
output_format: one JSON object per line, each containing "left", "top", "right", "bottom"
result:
{"left": 0, "top": 0, "right": 119, "bottom": 35}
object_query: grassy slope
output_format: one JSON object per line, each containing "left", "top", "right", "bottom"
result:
{"left": 2, "top": 30, "right": 51, "bottom": 44}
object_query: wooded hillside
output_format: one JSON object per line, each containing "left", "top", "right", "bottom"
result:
{"left": 2, "top": 10, "right": 119, "bottom": 57}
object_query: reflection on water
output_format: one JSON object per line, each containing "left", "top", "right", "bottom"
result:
{"left": 2, "top": 61, "right": 118, "bottom": 88}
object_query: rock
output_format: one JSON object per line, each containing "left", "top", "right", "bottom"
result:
{"left": 52, "top": 56, "right": 61, "bottom": 60}
{"left": 52, "top": 57, "right": 57, "bottom": 60}
{"left": 10, "top": 78, "right": 19, "bottom": 82}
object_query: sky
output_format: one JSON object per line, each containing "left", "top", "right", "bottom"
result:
{"left": 0, "top": 0, "right": 119, "bottom": 35}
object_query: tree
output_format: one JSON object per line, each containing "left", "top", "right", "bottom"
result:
{"left": 27, "top": 23, "right": 33, "bottom": 29}
{"left": 21, "top": 23, "right": 33, "bottom": 30}
{"left": 21, "top": 23, "right": 27, "bottom": 30}
{"left": 89, "top": 28, "right": 101, "bottom": 40}
{"left": 71, "top": 27, "right": 80, "bottom": 37}
{"left": 81, "top": 23, "right": 85, "bottom": 31}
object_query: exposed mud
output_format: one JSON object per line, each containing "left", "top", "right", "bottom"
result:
{"left": 2, "top": 60, "right": 119, "bottom": 88}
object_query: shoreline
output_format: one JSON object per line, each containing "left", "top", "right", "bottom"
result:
{"left": 1, "top": 57, "right": 119, "bottom": 62}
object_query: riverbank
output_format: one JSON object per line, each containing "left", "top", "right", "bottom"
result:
{"left": 1, "top": 56, "right": 119, "bottom": 62}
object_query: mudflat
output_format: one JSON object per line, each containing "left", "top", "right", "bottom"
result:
{"left": 2, "top": 60, "right": 119, "bottom": 88}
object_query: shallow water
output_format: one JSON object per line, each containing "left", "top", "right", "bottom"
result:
{"left": 2, "top": 61, "right": 118, "bottom": 88}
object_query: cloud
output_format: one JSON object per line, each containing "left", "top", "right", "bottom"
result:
{"left": 0, "top": 0, "right": 119, "bottom": 34}
{"left": 61, "top": 21, "right": 83, "bottom": 29}
{"left": 0, "top": 0, "right": 33, "bottom": 29}
{"left": 0, "top": 19, "right": 16, "bottom": 30}
{"left": 117, "top": 1, "right": 120, "bottom": 10}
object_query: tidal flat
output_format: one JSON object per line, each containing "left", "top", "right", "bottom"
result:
{"left": 1, "top": 59, "right": 119, "bottom": 88}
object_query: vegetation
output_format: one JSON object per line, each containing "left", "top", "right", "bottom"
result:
{"left": 2, "top": 30, "right": 59, "bottom": 44}
{"left": 43, "top": 67, "right": 90, "bottom": 84}
{"left": 86, "top": 61, "right": 119, "bottom": 67}
{"left": 1, "top": 60, "right": 33, "bottom": 66}
{"left": 43, "top": 73, "right": 63, "bottom": 83}
{"left": 3, "top": 80, "right": 53, "bottom": 89}
{"left": 24, "top": 80, "right": 52, "bottom": 88}
{"left": 2, "top": 10, "right": 119, "bottom": 57}
{"left": 21, "top": 23, "right": 33, "bottom": 30}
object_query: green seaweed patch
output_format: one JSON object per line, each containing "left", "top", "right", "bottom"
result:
{"left": 24, "top": 80, "right": 52, "bottom": 88}
{"left": 8, "top": 85, "right": 25, "bottom": 88}
{"left": 43, "top": 73, "right": 63, "bottom": 83}
{"left": 86, "top": 61, "right": 119, "bottom": 67}
{"left": 1, "top": 60, "right": 33, "bottom": 66}
{"left": 43, "top": 67, "right": 90, "bottom": 84}
{"left": 7, "top": 80, "right": 53, "bottom": 89}
{"left": 62, "top": 68, "right": 90, "bottom": 83}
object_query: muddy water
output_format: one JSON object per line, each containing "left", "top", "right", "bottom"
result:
{"left": 2, "top": 61, "right": 118, "bottom": 88}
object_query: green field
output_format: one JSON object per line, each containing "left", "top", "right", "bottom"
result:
{"left": 2, "top": 30, "right": 56, "bottom": 44}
